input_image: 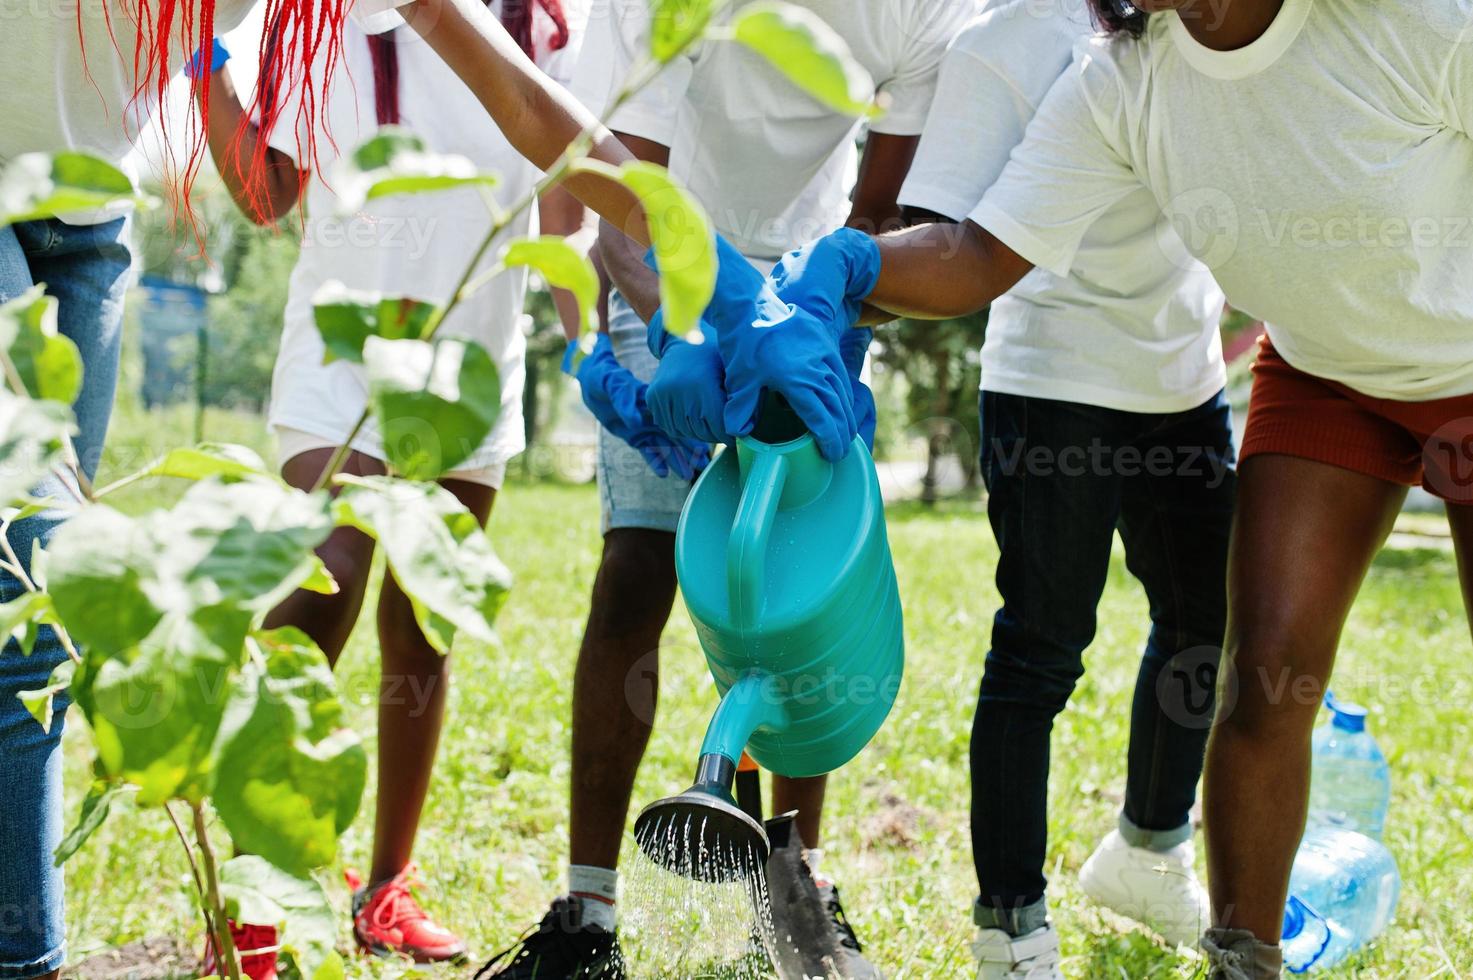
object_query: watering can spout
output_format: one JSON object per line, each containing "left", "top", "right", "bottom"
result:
{"left": 633, "top": 673, "right": 786, "bottom": 882}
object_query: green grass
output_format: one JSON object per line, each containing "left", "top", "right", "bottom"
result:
{"left": 61, "top": 410, "right": 1473, "bottom": 978}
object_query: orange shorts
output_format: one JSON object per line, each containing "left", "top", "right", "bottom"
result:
{"left": 1241, "top": 338, "right": 1473, "bottom": 505}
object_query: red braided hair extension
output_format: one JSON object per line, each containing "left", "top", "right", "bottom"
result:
{"left": 366, "top": 0, "right": 568, "bottom": 127}
{"left": 108, "top": 0, "right": 347, "bottom": 225}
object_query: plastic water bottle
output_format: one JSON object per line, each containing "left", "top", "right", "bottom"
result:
{"left": 1281, "top": 826, "right": 1400, "bottom": 971}
{"left": 1307, "top": 691, "right": 1390, "bottom": 838}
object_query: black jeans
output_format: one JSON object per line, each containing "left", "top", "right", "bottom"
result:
{"left": 972, "top": 389, "right": 1237, "bottom": 924}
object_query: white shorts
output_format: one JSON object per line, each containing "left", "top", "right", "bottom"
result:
{"left": 595, "top": 292, "right": 698, "bottom": 534}
{"left": 274, "top": 426, "right": 507, "bottom": 490}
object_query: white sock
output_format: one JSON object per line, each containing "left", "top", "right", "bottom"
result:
{"left": 569, "top": 865, "right": 618, "bottom": 932}
{"left": 803, "top": 848, "right": 829, "bottom": 886}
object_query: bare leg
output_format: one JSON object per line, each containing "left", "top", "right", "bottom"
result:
{"left": 1204, "top": 455, "right": 1405, "bottom": 941}
{"left": 569, "top": 528, "right": 679, "bottom": 870}
{"left": 263, "top": 449, "right": 385, "bottom": 663}
{"left": 369, "top": 479, "right": 495, "bottom": 885}
{"left": 772, "top": 775, "right": 828, "bottom": 847}
{"left": 1446, "top": 503, "right": 1473, "bottom": 632}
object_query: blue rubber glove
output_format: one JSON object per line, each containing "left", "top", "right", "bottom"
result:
{"left": 185, "top": 37, "right": 230, "bottom": 81}
{"left": 840, "top": 327, "right": 877, "bottom": 451}
{"left": 695, "top": 237, "right": 857, "bottom": 461}
{"left": 646, "top": 313, "right": 730, "bottom": 446}
{"left": 769, "top": 227, "right": 883, "bottom": 332}
{"left": 564, "top": 334, "right": 643, "bottom": 430}
{"left": 564, "top": 336, "right": 710, "bottom": 479}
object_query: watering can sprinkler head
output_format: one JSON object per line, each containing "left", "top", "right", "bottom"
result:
{"left": 634, "top": 752, "right": 770, "bottom": 883}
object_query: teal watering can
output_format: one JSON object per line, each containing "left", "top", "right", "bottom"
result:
{"left": 634, "top": 407, "right": 904, "bottom": 881}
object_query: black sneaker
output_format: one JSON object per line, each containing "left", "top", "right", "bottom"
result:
{"left": 815, "top": 881, "right": 864, "bottom": 957}
{"left": 764, "top": 814, "right": 883, "bottom": 979}
{"left": 475, "top": 897, "right": 625, "bottom": 980}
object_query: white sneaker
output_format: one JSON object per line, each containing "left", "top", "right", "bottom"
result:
{"left": 973, "top": 925, "right": 1063, "bottom": 980}
{"left": 1078, "top": 829, "right": 1211, "bottom": 948}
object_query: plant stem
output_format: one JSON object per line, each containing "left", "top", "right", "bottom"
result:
{"left": 192, "top": 802, "right": 241, "bottom": 980}
{"left": 0, "top": 517, "right": 81, "bottom": 665}
{"left": 165, "top": 802, "right": 208, "bottom": 910}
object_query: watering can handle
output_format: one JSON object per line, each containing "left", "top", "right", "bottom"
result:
{"left": 728, "top": 450, "right": 788, "bottom": 630}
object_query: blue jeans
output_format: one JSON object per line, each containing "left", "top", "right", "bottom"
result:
{"left": 971, "top": 389, "right": 1236, "bottom": 935}
{"left": 0, "top": 218, "right": 131, "bottom": 979}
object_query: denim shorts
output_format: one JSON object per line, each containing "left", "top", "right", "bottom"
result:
{"left": 0, "top": 217, "right": 132, "bottom": 979}
{"left": 596, "top": 292, "right": 696, "bottom": 535}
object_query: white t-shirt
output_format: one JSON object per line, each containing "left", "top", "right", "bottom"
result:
{"left": 570, "top": 0, "right": 978, "bottom": 262}
{"left": 900, "top": 0, "right": 1226, "bottom": 414}
{"left": 267, "top": 4, "right": 586, "bottom": 472}
{"left": 973, "top": 0, "right": 1473, "bottom": 402}
{"left": 0, "top": 0, "right": 405, "bottom": 221}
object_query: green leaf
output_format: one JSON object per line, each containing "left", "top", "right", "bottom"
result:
{"left": 312, "top": 282, "right": 441, "bottom": 365}
{"left": 730, "top": 3, "right": 882, "bottom": 118}
{"left": 44, "top": 505, "right": 161, "bottom": 654}
{"left": 2, "top": 497, "right": 54, "bottom": 524}
{"left": 297, "top": 555, "right": 339, "bottom": 596}
{"left": 364, "top": 337, "right": 502, "bottom": 481}
{"left": 651, "top": 0, "right": 717, "bottom": 62}
{"left": 138, "top": 443, "right": 274, "bottom": 483}
{"left": 501, "top": 237, "right": 599, "bottom": 336}
{"left": 219, "top": 855, "right": 343, "bottom": 980}
{"left": 0, "top": 286, "right": 84, "bottom": 403}
{"left": 568, "top": 160, "right": 715, "bottom": 339}
{"left": 332, "top": 476, "right": 511, "bottom": 653}
{"left": 17, "top": 658, "right": 73, "bottom": 733}
{"left": 47, "top": 480, "right": 335, "bottom": 657}
{"left": 0, "top": 151, "right": 143, "bottom": 226}
{"left": 332, "top": 128, "right": 499, "bottom": 212}
{"left": 212, "top": 631, "right": 366, "bottom": 876}
{"left": 0, "top": 590, "right": 54, "bottom": 653}
{"left": 71, "top": 615, "right": 239, "bottom": 804}
{"left": 0, "top": 389, "right": 76, "bottom": 507}
{"left": 53, "top": 782, "right": 130, "bottom": 866}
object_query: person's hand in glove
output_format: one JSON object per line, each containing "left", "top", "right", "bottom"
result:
{"left": 766, "top": 227, "right": 884, "bottom": 451}
{"left": 768, "top": 227, "right": 883, "bottom": 331}
{"left": 694, "top": 236, "right": 858, "bottom": 461}
{"left": 645, "top": 312, "right": 729, "bottom": 446}
{"left": 840, "top": 326, "right": 877, "bottom": 451}
{"left": 564, "top": 335, "right": 710, "bottom": 479}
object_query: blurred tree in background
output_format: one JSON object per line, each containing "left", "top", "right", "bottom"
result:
{"left": 873, "top": 312, "right": 987, "bottom": 504}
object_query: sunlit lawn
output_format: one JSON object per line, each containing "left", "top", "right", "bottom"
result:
{"left": 61, "top": 407, "right": 1473, "bottom": 978}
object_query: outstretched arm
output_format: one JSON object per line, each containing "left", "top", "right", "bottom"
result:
{"left": 400, "top": 0, "right": 649, "bottom": 246}
{"left": 193, "top": 52, "right": 304, "bottom": 224}
{"left": 864, "top": 219, "right": 1033, "bottom": 321}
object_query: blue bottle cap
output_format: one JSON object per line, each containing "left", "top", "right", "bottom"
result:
{"left": 1324, "top": 688, "right": 1368, "bottom": 732}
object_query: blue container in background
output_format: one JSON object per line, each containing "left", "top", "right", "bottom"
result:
{"left": 1308, "top": 690, "right": 1390, "bottom": 838}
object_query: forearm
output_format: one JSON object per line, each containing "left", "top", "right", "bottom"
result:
{"left": 539, "top": 185, "right": 592, "bottom": 341}
{"left": 401, "top": 0, "right": 648, "bottom": 245}
{"left": 196, "top": 70, "right": 301, "bottom": 222}
{"left": 589, "top": 132, "right": 670, "bottom": 324}
{"left": 865, "top": 220, "right": 1032, "bottom": 321}
{"left": 596, "top": 219, "right": 661, "bottom": 324}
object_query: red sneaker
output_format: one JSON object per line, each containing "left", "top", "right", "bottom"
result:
{"left": 200, "top": 921, "right": 279, "bottom": 980}
{"left": 346, "top": 866, "right": 468, "bottom": 963}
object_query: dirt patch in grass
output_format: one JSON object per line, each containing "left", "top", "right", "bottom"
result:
{"left": 65, "top": 937, "right": 193, "bottom": 980}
